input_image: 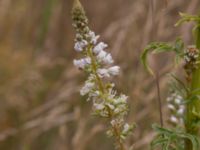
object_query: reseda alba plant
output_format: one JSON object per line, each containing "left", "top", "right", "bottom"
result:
{"left": 71, "top": 0, "right": 135, "bottom": 149}
{"left": 141, "top": 13, "right": 200, "bottom": 150}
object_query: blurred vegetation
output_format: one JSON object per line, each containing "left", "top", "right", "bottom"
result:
{"left": 0, "top": 0, "right": 199, "bottom": 150}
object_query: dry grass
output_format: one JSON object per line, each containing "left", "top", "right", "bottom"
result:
{"left": 0, "top": 0, "right": 199, "bottom": 149}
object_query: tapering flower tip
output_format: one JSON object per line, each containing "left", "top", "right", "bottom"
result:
{"left": 71, "top": 0, "right": 88, "bottom": 32}
{"left": 72, "top": 0, "right": 84, "bottom": 13}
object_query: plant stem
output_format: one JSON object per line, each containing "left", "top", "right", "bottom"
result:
{"left": 88, "top": 46, "right": 126, "bottom": 150}
{"left": 155, "top": 72, "right": 164, "bottom": 127}
{"left": 87, "top": 46, "right": 105, "bottom": 93}
{"left": 185, "top": 20, "right": 200, "bottom": 150}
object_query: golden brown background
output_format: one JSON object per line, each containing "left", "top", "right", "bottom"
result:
{"left": 0, "top": 0, "right": 199, "bottom": 149}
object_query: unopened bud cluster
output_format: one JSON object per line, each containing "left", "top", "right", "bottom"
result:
{"left": 166, "top": 91, "right": 185, "bottom": 126}
{"left": 184, "top": 45, "right": 200, "bottom": 76}
{"left": 72, "top": 0, "right": 134, "bottom": 148}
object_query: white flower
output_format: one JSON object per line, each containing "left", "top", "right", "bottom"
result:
{"left": 170, "top": 116, "right": 178, "bottom": 124}
{"left": 97, "top": 66, "right": 120, "bottom": 78}
{"left": 114, "top": 95, "right": 128, "bottom": 104}
{"left": 110, "top": 120, "right": 117, "bottom": 126}
{"left": 80, "top": 81, "right": 95, "bottom": 96}
{"left": 107, "top": 103, "right": 115, "bottom": 110}
{"left": 93, "top": 42, "right": 108, "bottom": 54}
{"left": 123, "top": 123, "right": 130, "bottom": 133}
{"left": 103, "top": 53, "right": 113, "bottom": 64}
{"left": 88, "top": 90, "right": 100, "bottom": 98}
{"left": 74, "top": 40, "right": 88, "bottom": 52}
{"left": 97, "top": 50, "right": 113, "bottom": 64}
{"left": 108, "top": 88, "right": 117, "bottom": 99}
{"left": 99, "top": 110, "right": 109, "bottom": 117}
{"left": 88, "top": 31, "right": 100, "bottom": 44}
{"left": 94, "top": 103, "right": 105, "bottom": 110}
{"left": 177, "top": 107, "right": 185, "bottom": 115}
{"left": 72, "top": 6, "right": 133, "bottom": 141}
{"left": 167, "top": 104, "right": 175, "bottom": 111}
{"left": 184, "top": 55, "right": 191, "bottom": 62}
{"left": 97, "top": 68, "right": 110, "bottom": 77}
{"left": 97, "top": 50, "right": 107, "bottom": 59}
{"left": 174, "top": 98, "right": 181, "bottom": 104}
{"left": 76, "top": 33, "right": 82, "bottom": 39}
{"left": 114, "top": 105, "right": 127, "bottom": 115}
{"left": 114, "top": 108, "right": 120, "bottom": 114}
{"left": 108, "top": 66, "right": 120, "bottom": 76}
{"left": 166, "top": 97, "right": 172, "bottom": 102}
{"left": 73, "top": 57, "right": 91, "bottom": 69}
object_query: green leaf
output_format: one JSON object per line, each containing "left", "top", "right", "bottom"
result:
{"left": 175, "top": 12, "right": 200, "bottom": 27}
{"left": 175, "top": 13, "right": 200, "bottom": 49}
{"left": 141, "top": 39, "right": 184, "bottom": 75}
{"left": 151, "top": 124, "right": 200, "bottom": 150}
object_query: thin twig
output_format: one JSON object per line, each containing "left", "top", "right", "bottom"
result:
{"left": 150, "top": 0, "right": 154, "bottom": 25}
{"left": 150, "top": 0, "right": 156, "bottom": 41}
{"left": 155, "top": 71, "right": 164, "bottom": 127}
{"left": 150, "top": 0, "right": 164, "bottom": 127}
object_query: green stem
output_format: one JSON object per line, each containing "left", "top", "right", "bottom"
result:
{"left": 87, "top": 46, "right": 105, "bottom": 92}
{"left": 185, "top": 20, "right": 200, "bottom": 150}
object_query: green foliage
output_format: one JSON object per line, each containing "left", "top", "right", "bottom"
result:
{"left": 169, "top": 74, "right": 189, "bottom": 97}
{"left": 141, "top": 12, "right": 200, "bottom": 150}
{"left": 141, "top": 38, "right": 184, "bottom": 75}
{"left": 175, "top": 13, "right": 200, "bottom": 48}
{"left": 175, "top": 13, "right": 200, "bottom": 27}
{"left": 151, "top": 124, "right": 200, "bottom": 150}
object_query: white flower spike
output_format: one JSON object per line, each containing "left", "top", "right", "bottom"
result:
{"left": 72, "top": 0, "right": 134, "bottom": 149}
